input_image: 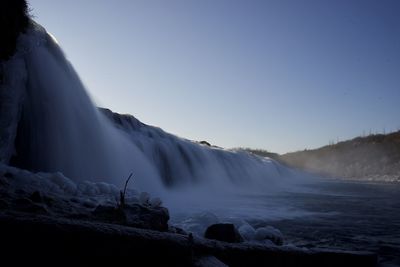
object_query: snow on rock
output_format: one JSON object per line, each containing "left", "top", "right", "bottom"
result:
{"left": 45, "top": 172, "right": 78, "bottom": 194}
{"left": 0, "top": 164, "right": 119, "bottom": 200}
{"left": 238, "top": 223, "right": 256, "bottom": 241}
{"left": 174, "top": 211, "right": 285, "bottom": 246}
{"left": 255, "top": 226, "right": 284, "bottom": 245}
{"left": 125, "top": 195, "right": 140, "bottom": 204}
{"left": 0, "top": 163, "right": 169, "bottom": 232}
{"left": 177, "top": 212, "right": 220, "bottom": 236}
{"left": 149, "top": 197, "right": 162, "bottom": 207}
{"left": 139, "top": 191, "right": 150, "bottom": 205}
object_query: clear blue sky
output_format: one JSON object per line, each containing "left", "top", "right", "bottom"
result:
{"left": 29, "top": 0, "right": 400, "bottom": 154}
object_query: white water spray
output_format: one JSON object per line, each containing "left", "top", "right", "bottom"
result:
{"left": 8, "top": 22, "right": 306, "bottom": 205}
{"left": 12, "top": 23, "right": 164, "bottom": 195}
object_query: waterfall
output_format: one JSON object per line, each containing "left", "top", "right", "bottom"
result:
{"left": 7, "top": 22, "right": 302, "bottom": 200}
{"left": 10, "top": 22, "right": 164, "bottom": 195}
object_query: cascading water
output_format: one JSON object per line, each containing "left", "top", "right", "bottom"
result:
{"left": 101, "top": 108, "right": 296, "bottom": 193}
{"left": 10, "top": 22, "right": 164, "bottom": 195}
{"left": 6, "top": 22, "right": 307, "bottom": 213}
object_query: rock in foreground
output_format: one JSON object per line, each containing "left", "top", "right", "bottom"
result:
{"left": 92, "top": 203, "right": 169, "bottom": 231}
{"left": 204, "top": 223, "right": 244, "bottom": 243}
{"left": 0, "top": 212, "right": 378, "bottom": 267}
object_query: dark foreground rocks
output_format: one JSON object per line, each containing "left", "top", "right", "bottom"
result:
{"left": 92, "top": 204, "right": 169, "bottom": 231}
{"left": 205, "top": 223, "right": 243, "bottom": 243}
{"left": 0, "top": 212, "right": 377, "bottom": 267}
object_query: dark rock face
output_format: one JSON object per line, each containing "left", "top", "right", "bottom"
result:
{"left": 0, "top": 0, "right": 30, "bottom": 61}
{"left": 124, "top": 204, "right": 169, "bottom": 231}
{"left": 0, "top": 199, "right": 9, "bottom": 210}
{"left": 199, "top": 141, "right": 211, "bottom": 147}
{"left": 204, "top": 223, "right": 243, "bottom": 243}
{"left": 169, "top": 226, "right": 188, "bottom": 235}
{"left": 92, "top": 205, "right": 125, "bottom": 222}
{"left": 29, "top": 191, "right": 43, "bottom": 203}
{"left": 0, "top": 213, "right": 193, "bottom": 267}
{"left": 0, "top": 213, "right": 379, "bottom": 267}
{"left": 92, "top": 204, "right": 169, "bottom": 232}
{"left": 14, "top": 197, "right": 49, "bottom": 215}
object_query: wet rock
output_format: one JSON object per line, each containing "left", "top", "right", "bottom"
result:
{"left": 0, "top": 212, "right": 379, "bottom": 267}
{"left": 0, "top": 199, "right": 9, "bottom": 210}
{"left": 181, "top": 212, "right": 219, "bottom": 235}
{"left": 149, "top": 197, "right": 162, "bottom": 207}
{"left": 29, "top": 191, "right": 42, "bottom": 203}
{"left": 14, "top": 198, "right": 49, "bottom": 215}
{"left": 194, "top": 255, "right": 228, "bottom": 267}
{"left": 199, "top": 141, "right": 211, "bottom": 147}
{"left": 92, "top": 205, "right": 125, "bottom": 222}
{"left": 204, "top": 223, "right": 243, "bottom": 243}
{"left": 42, "top": 195, "right": 54, "bottom": 207}
{"left": 0, "top": 176, "right": 10, "bottom": 187}
{"left": 67, "top": 213, "right": 90, "bottom": 220}
{"left": 4, "top": 172, "right": 13, "bottom": 178}
{"left": 169, "top": 225, "right": 188, "bottom": 235}
{"left": 255, "top": 226, "right": 284, "bottom": 245}
{"left": 82, "top": 199, "right": 97, "bottom": 209}
{"left": 92, "top": 203, "right": 169, "bottom": 232}
{"left": 29, "top": 191, "right": 54, "bottom": 206}
{"left": 123, "top": 204, "right": 169, "bottom": 232}
{"left": 15, "top": 198, "right": 32, "bottom": 206}
{"left": 15, "top": 189, "right": 27, "bottom": 195}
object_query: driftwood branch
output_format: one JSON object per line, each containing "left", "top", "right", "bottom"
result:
{"left": 119, "top": 173, "right": 134, "bottom": 209}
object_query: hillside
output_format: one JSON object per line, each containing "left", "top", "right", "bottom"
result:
{"left": 279, "top": 131, "right": 400, "bottom": 182}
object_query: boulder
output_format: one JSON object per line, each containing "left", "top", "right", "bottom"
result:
{"left": 204, "top": 223, "right": 243, "bottom": 243}
{"left": 180, "top": 212, "right": 219, "bottom": 235}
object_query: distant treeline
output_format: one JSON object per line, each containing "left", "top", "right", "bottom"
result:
{"left": 279, "top": 131, "right": 400, "bottom": 182}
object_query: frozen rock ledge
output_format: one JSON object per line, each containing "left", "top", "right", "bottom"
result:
{"left": 0, "top": 212, "right": 377, "bottom": 267}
